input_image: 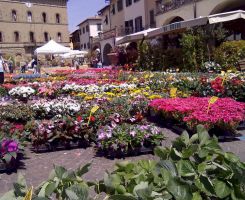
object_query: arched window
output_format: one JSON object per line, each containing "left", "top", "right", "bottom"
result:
{"left": 42, "top": 12, "right": 47, "bottom": 23}
{"left": 14, "top": 31, "right": 19, "bottom": 42}
{"left": 30, "top": 32, "right": 34, "bottom": 42}
{"left": 56, "top": 13, "right": 60, "bottom": 23}
{"left": 27, "top": 11, "right": 32, "bottom": 22}
{"left": 44, "top": 32, "right": 49, "bottom": 42}
{"left": 12, "top": 10, "right": 17, "bottom": 21}
{"left": 0, "top": 32, "right": 2, "bottom": 42}
{"left": 57, "top": 32, "right": 62, "bottom": 42}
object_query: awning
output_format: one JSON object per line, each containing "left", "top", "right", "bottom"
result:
{"left": 116, "top": 28, "right": 158, "bottom": 45}
{"left": 147, "top": 17, "right": 208, "bottom": 38}
{"left": 209, "top": 10, "right": 245, "bottom": 24}
{"left": 147, "top": 10, "right": 245, "bottom": 38}
{"left": 35, "top": 40, "right": 70, "bottom": 55}
{"left": 61, "top": 50, "right": 88, "bottom": 59}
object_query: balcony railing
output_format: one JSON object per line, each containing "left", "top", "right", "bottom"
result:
{"left": 156, "top": 0, "right": 200, "bottom": 15}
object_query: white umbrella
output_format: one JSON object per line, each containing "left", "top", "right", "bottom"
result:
{"left": 35, "top": 40, "right": 70, "bottom": 55}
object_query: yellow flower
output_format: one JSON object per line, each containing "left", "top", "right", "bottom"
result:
{"left": 149, "top": 94, "right": 162, "bottom": 100}
{"left": 84, "top": 95, "right": 94, "bottom": 101}
{"left": 105, "top": 92, "right": 116, "bottom": 97}
{"left": 76, "top": 92, "right": 87, "bottom": 97}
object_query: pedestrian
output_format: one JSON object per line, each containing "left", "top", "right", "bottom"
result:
{"left": 8, "top": 58, "right": 14, "bottom": 73}
{"left": 0, "top": 53, "right": 4, "bottom": 84}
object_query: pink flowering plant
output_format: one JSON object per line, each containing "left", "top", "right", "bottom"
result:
{"left": 149, "top": 97, "right": 245, "bottom": 132}
{"left": 97, "top": 123, "right": 165, "bottom": 156}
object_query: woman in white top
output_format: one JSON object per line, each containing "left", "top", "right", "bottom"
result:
{"left": 0, "top": 53, "right": 5, "bottom": 84}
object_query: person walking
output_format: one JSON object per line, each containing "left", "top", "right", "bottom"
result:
{"left": 0, "top": 53, "right": 4, "bottom": 84}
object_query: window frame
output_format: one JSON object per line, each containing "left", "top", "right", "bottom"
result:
{"left": 117, "top": 0, "right": 123, "bottom": 12}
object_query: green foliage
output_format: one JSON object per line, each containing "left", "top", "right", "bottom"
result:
{"left": 214, "top": 40, "right": 245, "bottom": 71}
{"left": 0, "top": 104, "right": 34, "bottom": 122}
{"left": 180, "top": 24, "right": 227, "bottom": 72}
{"left": 137, "top": 40, "right": 165, "bottom": 71}
{"left": 0, "top": 164, "right": 92, "bottom": 200}
{"left": 95, "top": 125, "right": 245, "bottom": 200}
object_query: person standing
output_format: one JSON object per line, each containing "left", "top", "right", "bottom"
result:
{"left": 0, "top": 53, "right": 4, "bottom": 84}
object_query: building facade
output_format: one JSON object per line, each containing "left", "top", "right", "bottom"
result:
{"left": 70, "top": 29, "right": 80, "bottom": 50}
{"left": 77, "top": 16, "right": 102, "bottom": 51}
{"left": 0, "top": 0, "right": 69, "bottom": 56}
{"left": 96, "top": 0, "right": 157, "bottom": 65}
{"left": 155, "top": 0, "right": 245, "bottom": 26}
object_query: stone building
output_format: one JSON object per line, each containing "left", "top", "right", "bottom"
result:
{"left": 0, "top": 0, "right": 69, "bottom": 56}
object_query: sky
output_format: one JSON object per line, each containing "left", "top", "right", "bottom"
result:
{"left": 67, "top": 0, "right": 108, "bottom": 33}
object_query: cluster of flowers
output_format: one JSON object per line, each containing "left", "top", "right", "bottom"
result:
{"left": 97, "top": 123, "right": 164, "bottom": 155}
{"left": 31, "top": 98, "right": 81, "bottom": 118}
{"left": 9, "top": 86, "right": 35, "bottom": 99}
{"left": 62, "top": 83, "right": 137, "bottom": 94}
{"left": 149, "top": 97, "right": 245, "bottom": 131}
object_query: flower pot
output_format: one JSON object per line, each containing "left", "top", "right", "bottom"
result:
{"left": 107, "top": 53, "right": 118, "bottom": 66}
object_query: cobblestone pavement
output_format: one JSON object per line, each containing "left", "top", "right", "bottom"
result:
{"left": 0, "top": 128, "right": 244, "bottom": 196}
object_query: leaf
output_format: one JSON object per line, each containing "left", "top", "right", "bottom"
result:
{"left": 182, "top": 144, "right": 198, "bottom": 158}
{"left": 65, "top": 183, "right": 89, "bottom": 200}
{"left": 54, "top": 165, "right": 67, "bottom": 179}
{"left": 133, "top": 182, "right": 152, "bottom": 199}
{"left": 194, "top": 176, "right": 215, "bottom": 196}
{"left": 197, "top": 125, "right": 209, "bottom": 146}
{"left": 3, "top": 153, "right": 12, "bottom": 163}
{"left": 177, "top": 160, "right": 196, "bottom": 177}
{"left": 38, "top": 182, "right": 49, "bottom": 197}
{"left": 109, "top": 195, "right": 137, "bottom": 200}
{"left": 213, "top": 179, "right": 231, "bottom": 198}
{"left": 23, "top": 187, "right": 33, "bottom": 200}
{"left": 167, "top": 177, "right": 192, "bottom": 200}
{"left": 154, "top": 147, "right": 168, "bottom": 160}
{"left": 76, "top": 163, "right": 92, "bottom": 177}
{"left": 192, "top": 192, "right": 202, "bottom": 200}
{"left": 224, "top": 152, "right": 240, "bottom": 163}
{"left": 45, "top": 182, "right": 56, "bottom": 197}
{"left": 158, "top": 160, "right": 178, "bottom": 177}
{"left": 104, "top": 173, "right": 121, "bottom": 191}
{"left": 180, "top": 131, "right": 190, "bottom": 145}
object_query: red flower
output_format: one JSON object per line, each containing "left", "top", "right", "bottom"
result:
{"left": 76, "top": 116, "right": 83, "bottom": 122}
{"left": 89, "top": 116, "right": 95, "bottom": 122}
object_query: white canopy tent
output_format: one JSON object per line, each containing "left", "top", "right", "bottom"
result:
{"left": 61, "top": 50, "right": 88, "bottom": 59}
{"left": 116, "top": 28, "right": 158, "bottom": 45}
{"left": 35, "top": 40, "right": 70, "bottom": 55}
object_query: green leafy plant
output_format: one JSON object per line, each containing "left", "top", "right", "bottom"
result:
{"left": 95, "top": 125, "right": 245, "bottom": 199}
{"left": 214, "top": 40, "right": 245, "bottom": 71}
{"left": 0, "top": 164, "right": 92, "bottom": 200}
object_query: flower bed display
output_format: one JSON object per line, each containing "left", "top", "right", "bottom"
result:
{"left": 97, "top": 123, "right": 165, "bottom": 158}
{"left": 0, "top": 68, "right": 244, "bottom": 170}
{"left": 149, "top": 97, "right": 245, "bottom": 132}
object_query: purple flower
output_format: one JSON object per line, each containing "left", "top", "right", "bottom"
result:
{"left": 1, "top": 139, "right": 19, "bottom": 155}
{"left": 130, "top": 131, "right": 136, "bottom": 137}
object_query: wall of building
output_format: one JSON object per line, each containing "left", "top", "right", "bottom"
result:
{"left": 124, "top": 0, "right": 145, "bottom": 28}
{"left": 144, "top": 0, "right": 157, "bottom": 28}
{"left": 110, "top": 0, "right": 125, "bottom": 30}
{"left": 79, "top": 19, "right": 102, "bottom": 51}
{"left": 100, "top": 6, "right": 111, "bottom": 31}
{"left": 156, "top": 0, "right": 245, "bottom": 26}
{"left": 0, "top": 0, "right": 69, "bottom": 56}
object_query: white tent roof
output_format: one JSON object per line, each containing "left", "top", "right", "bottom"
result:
{"left": 116, "top": 28, "right": 158, "bottom": 45}
{"left": 35, "top": 40, "right": 71, "bottom": 55}
{"left": 61, "top": 50, "right": 88, "bottom": 59}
